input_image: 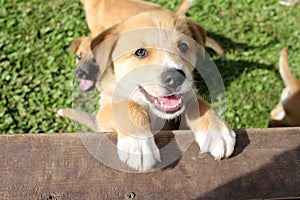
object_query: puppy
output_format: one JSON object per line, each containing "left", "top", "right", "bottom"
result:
{"left": 269, "top": 46, "right": 300, "bottom": 127}
{"left": 73, "top": 0, "right": 225, "bottom": 91}
{"left": 71, "top": 37, "right": 99, "bottom": 91}
{"left": 58, "top": 0, "right": 225, "bottom": 125}
{"left": 58, "top": 0, "right": 194, "bottom": 120}
{"left": 91, "top": 10, "right": 236, "bottom": 171}
{"left": 71, "top": 0, "right": 194, "bottom": 92}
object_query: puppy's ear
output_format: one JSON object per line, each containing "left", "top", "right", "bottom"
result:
{"left": 90, "top": 26, "right": 115, "bottom": 50}
{"left": 70, "top": 38, "right": 83, "bottom": 53}
{"left": 91, "top": 26, "right": 118, "bottom": 74}
{"left": 185, "top": 19, "right": 206, "bottom": 59}
{"left": 187, "top": 20, "right": 206, "bottom": 47}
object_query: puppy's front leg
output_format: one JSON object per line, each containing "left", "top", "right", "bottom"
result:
{"left": 115, "top": 101, "right": 160, "bottom": 172}
{"left": 185, "top": 97, "right": 236, "bottom": 160}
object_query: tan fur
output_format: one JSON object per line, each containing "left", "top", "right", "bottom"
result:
{"left": 176, "top": 0, "right": 194, "bottom": 15}
{"left": 76, "top": 0, "right": 224, "bottom": 63}
{"left": 71, "top": 37, "right": 93, "bottom": 64}
{"left": 60, "top": 0, "right": 225, "bottom": 133}
{"left": 81, "top": 0, "right": 162, "bottom": 37}
{"left": 91, "top": 10, "right": 235, "bottom": 171}
{"left": 269, "top": 46, "right": 300, "bottom": 127}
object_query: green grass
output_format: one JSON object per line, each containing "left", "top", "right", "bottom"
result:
{"left": 0, "top": 0, "right": 299, "bottom": 133}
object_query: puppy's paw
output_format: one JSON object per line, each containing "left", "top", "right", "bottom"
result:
{"left": 117, "top": 136, "right": 161, "bottom": 172}
{"left": 195, "top": 123, "right": 236, "bottom": 160}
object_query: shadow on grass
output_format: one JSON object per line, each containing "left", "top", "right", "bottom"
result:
{"left": 206, "top": 31, "right": 280, "bottom": 53}
{"left": 197, "top": 31, "right": 279, "bottom": 92}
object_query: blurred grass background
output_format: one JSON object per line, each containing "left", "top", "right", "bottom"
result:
{"left": 0, "top": 0, "right": 299, "bottom": 133}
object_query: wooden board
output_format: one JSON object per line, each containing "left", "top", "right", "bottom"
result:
{"left": 0, "top": 128, "right": 299, "bottom": 199}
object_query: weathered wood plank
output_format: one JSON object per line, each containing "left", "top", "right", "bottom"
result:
{"left": 0, "top": 128, "right": 299, "bottom": 199}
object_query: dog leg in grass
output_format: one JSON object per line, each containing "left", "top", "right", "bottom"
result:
{"left": 269, "top": 46, "right": 300, "bottom": 127}
{"left": 270, "top": 87, "right": 290, "bottom": 121}
{"left": 279, "top": 46, "right": 300, "bottom": 94}
{"left": 279, "top": 0, "right": 299, "bottom": 6}
{"left": 185, "top": 97, "right": 236, "bottom": 159}
{"left": 57, "top": 108, "right": 97, "bottom": 132}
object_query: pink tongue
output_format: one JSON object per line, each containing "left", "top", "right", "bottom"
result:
{"left": 80, "top": 79, "right": 94, "bottom": 91}
{"left": 157, "top": 95, "right": 180, "bottom": 106}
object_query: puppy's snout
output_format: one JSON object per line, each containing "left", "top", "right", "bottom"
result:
{"left": 161, "top": 69, "right": 186, "bottom": 89}
{"left": 75, "top": 69, "right": 87, "bottom": 79}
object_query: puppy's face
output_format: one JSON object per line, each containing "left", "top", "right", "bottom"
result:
{"left": 71, "top": 37, "right": 99, "bottom": 91}
{"left": 92, "top": 11, "right": 206, "bottom": 119}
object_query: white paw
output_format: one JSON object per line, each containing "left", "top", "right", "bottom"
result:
{"left": 117, "top": 135, "right": 161, "bottom": 172}
{"left": 195, "top": 123, "right": 236, "bottom": 160}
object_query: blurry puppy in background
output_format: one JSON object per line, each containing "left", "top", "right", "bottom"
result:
{"left": 269, "top": 46, "right": 300, "bottom": 127}
{"left": 90, "top": 10, "right": 236, "bottom": 171}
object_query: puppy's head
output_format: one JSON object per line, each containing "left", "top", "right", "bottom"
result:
{"left": 71, "top": 37, "right": 99, "bottom": 91}
{"left": 91, "top": 10, "right": 206, "bottom": 119}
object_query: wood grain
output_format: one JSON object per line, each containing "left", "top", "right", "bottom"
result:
{"left": 0, "top": 128, "right": 299, "bottom": 199}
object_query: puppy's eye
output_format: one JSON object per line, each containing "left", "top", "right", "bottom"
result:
{"left": 76, "top": 53, "right": 82, "bottom": 60}
{"left": 178, "top": 41, "right": 189, "bottom": 53}
{"left": 134, "top": 48, "right": 148, "bottom": 58}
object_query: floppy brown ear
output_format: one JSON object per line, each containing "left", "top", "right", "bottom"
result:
{"left": 70, "top": 38, "right": 83, "bottom": 53}
{"left": 185, "top": 19, "right": 206, "bottom": 59}
{"left": 90, "top": 26, "right": 118, "bottom": 74}
{"left": 187, "top": 20, "right": 206, "bottom": 47}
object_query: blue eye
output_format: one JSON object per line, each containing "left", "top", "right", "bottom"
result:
{"left": 178, "top": 41, "right": 188, "bottom": 53}
{"left": 134, "top": 48, "right": 148, "bottom": 58}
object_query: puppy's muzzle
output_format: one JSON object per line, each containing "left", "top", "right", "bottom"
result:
{"left": 75, "top": 57, "right": 99, "bottom": 91}
{"left": 138, "top": 68, "right": 187, "bottom": 116}
{"left": 75, "top": 68, "right": 88, "bottom": 80}
{"left": 161, "top": 68, "right": 186, "bottom": 90}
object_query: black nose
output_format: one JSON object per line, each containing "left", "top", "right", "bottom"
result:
{"left": 75, "top": 69, "right": 87, "bottom": 79}
{"left": 161, "top": 69, "right": 186, "bottom": 89}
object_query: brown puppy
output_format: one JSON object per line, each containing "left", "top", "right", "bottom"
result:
{"left": 91, "top": 10, "right": 236, "bottom": 171}
{"left": 269, "top": 46, "right": 300, "bottom": 127}
{"left": 74, "top": 0, "right": 224, "bottom": 90}
{"left": 71, "top": 37, "right": 99, "bottom": 91}
{"left": 72, "top": 0, "right": 195, "bottom": 92}
{"left": 58, "top": 0, "right": 225, "bottom": 124}
{"left": 58, "top": 0, "right": 195, "bottom": 120}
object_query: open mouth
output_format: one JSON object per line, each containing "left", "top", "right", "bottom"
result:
{"left": 139, "top": 86, "right": 182, "bottom": 113}
{"left": 80, "top": 79, "right": 95, "bottom": 91}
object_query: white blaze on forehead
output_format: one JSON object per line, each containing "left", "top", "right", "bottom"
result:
{"left": 153, "top": 18, "right": 163, "bottom": 39}
{"left": 162, "top": 53, "right": 181, "bottom": 69}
